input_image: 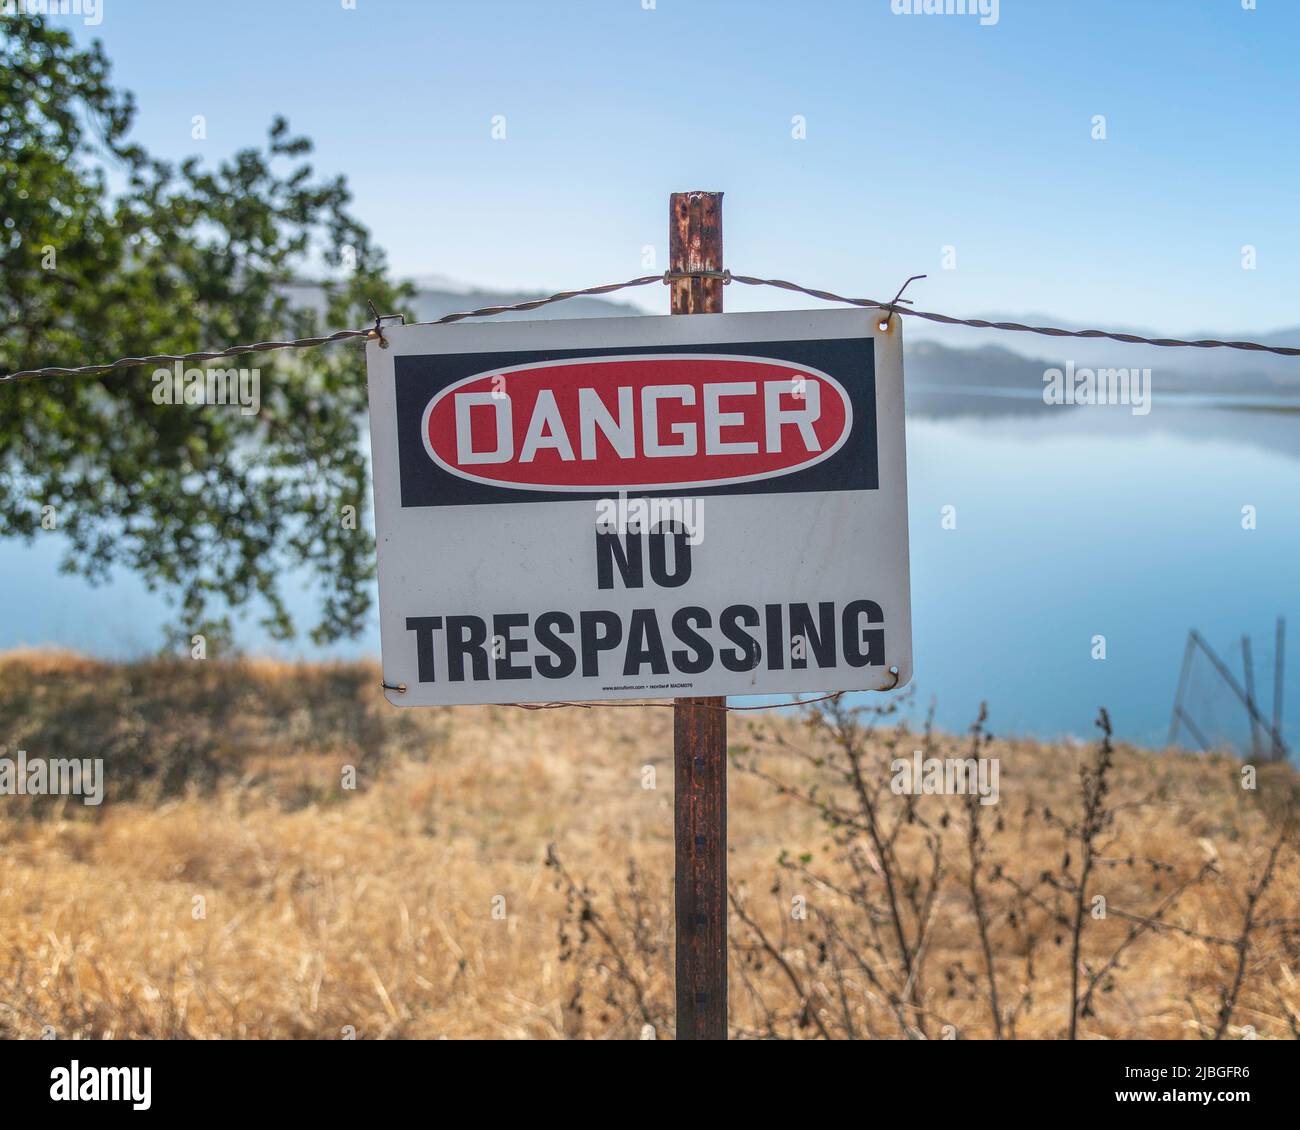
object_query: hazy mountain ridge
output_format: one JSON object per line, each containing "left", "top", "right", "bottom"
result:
{"left": 284, "top": 276, "right": 646, "bottom": 328}
{"left": 286, "top": 278, "right": 1300, "bottom": 408}
{"left": 914, "top": 310, "right": 1300, "bottom": 391}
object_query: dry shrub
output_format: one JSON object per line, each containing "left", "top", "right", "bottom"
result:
{"left": 555, "top": 696, "right": 1299, "bottom": 1040}
{"left": 1, "top": 652, "right": 1296, "bottom": 1039}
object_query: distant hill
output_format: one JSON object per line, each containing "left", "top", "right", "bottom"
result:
{"left": 910, "top": 310, "right": 1300, "bottom": 394}
{"left": 284, "top": 278, "right": 1300, "bottom": 411}
{"left": 284, "top": 275, "right": 646, "bottom": 327}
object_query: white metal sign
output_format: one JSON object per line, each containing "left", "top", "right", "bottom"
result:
{"left": 365, "top": 308, "right": 911, "bottom": 706}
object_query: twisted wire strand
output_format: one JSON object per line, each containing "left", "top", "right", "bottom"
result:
{"left": 7, "top": 272, "right": 1290, "bottom": 711}
{"left": 6, "top": 270, "right": 1300, "bottom": 382}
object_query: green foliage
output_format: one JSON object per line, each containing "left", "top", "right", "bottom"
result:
{"left": 0, "top": 15, "right": 411, "bottom": 644}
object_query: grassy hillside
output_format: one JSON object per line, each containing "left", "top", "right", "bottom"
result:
{"left": 0, "top": 650, "right": 1295, "bottom": 1040}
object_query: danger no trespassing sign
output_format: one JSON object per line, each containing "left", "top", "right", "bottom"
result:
{"left": 365, "top": 308, "right": 911, "bottom": 707}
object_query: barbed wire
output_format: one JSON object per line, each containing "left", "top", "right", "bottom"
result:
{"left": 724, "top": 273, "right": 1300, "bottom": 357}
{"left": 0, "top": 328, "right": 372, "bottom": 383}
{"left": 6, "top": 270, "right": 1292, "bottom": 714}
{"left": 5, "top": 270, "right": 1300, "bottom": 383}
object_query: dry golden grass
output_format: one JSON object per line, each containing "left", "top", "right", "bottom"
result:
{"left": 0, "top": 650, "right": 1295, "bottom": 1040}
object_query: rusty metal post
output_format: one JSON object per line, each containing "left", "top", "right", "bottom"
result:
{"left": 669, "top": 191, "right": 727, "bottom": 1040}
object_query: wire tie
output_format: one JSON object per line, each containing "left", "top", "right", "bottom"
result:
{"left": 661, "top": 269, "right": 731, "bottom": 285}
{"left": 880, "top": 274, "right": 927, "bottom": 330}
{"left": 366, "top": 299, "right": 405, "bottom": 349}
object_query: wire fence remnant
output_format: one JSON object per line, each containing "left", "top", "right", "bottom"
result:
{"left": 6, "top": 270, "right": 1300, "bottom": 383}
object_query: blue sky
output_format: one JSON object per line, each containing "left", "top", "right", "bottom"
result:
{"left": 59, "top": 0, "right": 1300, "bottom": 334}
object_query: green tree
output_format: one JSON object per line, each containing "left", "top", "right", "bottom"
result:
{"left": 0, "top": 15, "right": 410, "bottom": 646}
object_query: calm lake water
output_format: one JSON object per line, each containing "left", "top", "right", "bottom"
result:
{"left": 4, "top": 393, "right": 1297, "bottom": 753}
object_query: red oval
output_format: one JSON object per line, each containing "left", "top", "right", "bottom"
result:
{"left": 422, "top": 354, "right": 853, "bottom": 492}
